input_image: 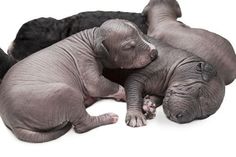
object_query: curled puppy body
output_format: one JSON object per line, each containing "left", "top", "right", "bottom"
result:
{"left": 1, "top": 11, "right": 156, "bottom": 120}
{"left": 124, "top": 37, "right": 225, "bottom": 127}
{"left": 0, "top": 19, "right": 157, "bottom": 143}
{"left": 8, "top": 11, "right": 148, "bottom": 61}
{"left": 143, "top": 0, "right": 236, "bottom": 85}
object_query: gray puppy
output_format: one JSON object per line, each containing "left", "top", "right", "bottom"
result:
{"left": 0, "top": 19, "right": 157, "bottom": 143}
{"left": 125, "top": 37, "right": 225, "bottom": 127}
{"left": 143, "top": 0, "right": 236, "bottom": 85}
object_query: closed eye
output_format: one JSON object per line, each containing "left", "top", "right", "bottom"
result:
{"left": 122, "top": 40, "right": 136, "bottom": 50}
{"left": 123, "top": 44, "right": 135, "bottom": 50}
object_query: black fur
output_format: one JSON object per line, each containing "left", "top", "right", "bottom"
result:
{"left": 0, "top": 48, "right": 16, "bottom": 80}
{"left": 9, "top": 11, "right": 147, "bottom": 61}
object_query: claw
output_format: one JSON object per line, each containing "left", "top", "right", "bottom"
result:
{"left": 125, "top": 110, "right": 147, "bottom": 127}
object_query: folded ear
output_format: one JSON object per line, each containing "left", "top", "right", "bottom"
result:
{"left": 196, "top": 62, "right": 217, "bottom": 82}
{"left": 175, "top": 1, "right": 182, "bottom": 18}
{"left": 94, "top": 28, "right": 109, "bottom": 57}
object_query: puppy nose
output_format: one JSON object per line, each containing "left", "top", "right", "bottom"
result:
{"left": 150, "top": 49, "right": 157, "bottom": 60}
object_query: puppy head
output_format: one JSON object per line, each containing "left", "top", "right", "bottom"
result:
{"left": 163, "top": 61, "right": 225, "bottom": 123}
{"left": 95, "top": 19, "right": 157, "bottom": 69}
{"left": 143, "top": 0, "right": 182, "bottom": 18}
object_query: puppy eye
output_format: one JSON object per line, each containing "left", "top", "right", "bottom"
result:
{"left": 123, "top": 44, "right": 135, "bottom": 50}
{"left": 122, "top": 41, "right": 136, "bottom": 50}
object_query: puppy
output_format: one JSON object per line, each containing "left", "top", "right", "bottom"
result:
{"left": 0, "top": 19, "right": 157, "bottom": 143}
{"left": 124, "top": 37, "right": 225, "bottom": 126}
{"left": 143, "top": 0, "right": 236, "bottom": 85}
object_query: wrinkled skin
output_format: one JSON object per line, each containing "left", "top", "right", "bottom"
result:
{"left": 125, "top": 37, "right": 225, "bottom": 127}
{"left": 143, "top": 0, "right": 236, "bottom": 85}
{"left": 0, "top": 19, "right": 157, "bottom": 143}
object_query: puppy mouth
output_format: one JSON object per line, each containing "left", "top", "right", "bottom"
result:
{"left": 135, "top": 56, "right": 156, "bottom": 68}
{"left": 167, "top": 113, "right": 193, "bottom": 124}
{"left": 119, "top": 54, "right": 156, "bottom": 69}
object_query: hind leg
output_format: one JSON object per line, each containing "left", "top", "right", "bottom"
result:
{"left": 73, "top": 113, "right": 118, "bottom": 133}
{"left": 10, "top": 83, "right": 118, "bottom": 142}
{"left": 67, "top": 90, "right": 118, "bottom": 133}
{"left": 42, "top": 83, "right": 119, "bottom": 133}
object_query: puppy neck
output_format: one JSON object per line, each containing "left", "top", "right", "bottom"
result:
{"left": 146, "top": 6, "right": 178, "bottom": 35}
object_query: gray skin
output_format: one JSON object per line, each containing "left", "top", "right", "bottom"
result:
{"left": 143, "top": 0, "right": 236, "bottom": 85}
{"left": 125, "top": 37, "right": 225, "bottom": 127}
{"left": 0, "top": 19, "right": 157, "bottom": 143}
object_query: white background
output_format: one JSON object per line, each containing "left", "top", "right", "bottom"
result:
{"left": 0, "top": 0, "right": 235, "bottom": 157}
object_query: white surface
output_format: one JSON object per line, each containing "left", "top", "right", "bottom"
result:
{"left": 0, "top": 0, "right": 235, "bottom": 157}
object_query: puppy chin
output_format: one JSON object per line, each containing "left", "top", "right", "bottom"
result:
{"left": 135, "top": 58, "right": 153, "bottom": 68}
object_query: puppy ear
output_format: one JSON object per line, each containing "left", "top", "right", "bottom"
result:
{"left": 175, "top": 1, "right": 182, "bottom": 18}
{"left": 94, "top": 28, "right": 109, "bottom": 57}
{"left": 196, "top": 62, "right": 217, "bottom": 82}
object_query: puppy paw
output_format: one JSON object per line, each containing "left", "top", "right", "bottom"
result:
{"left": 112, "top": 85, "right": 126, "bottom": 102}
{"left": 125, "top": 110, "right": 146, "bottom": 127}
{"left": 100, "top": 113, "right": 119, "bottom": 124}
{"left": 143, "top": 95, "right": 157, "bottom": 119}
{"left": 75, "top": 113, "right": 119, "bottom": 133}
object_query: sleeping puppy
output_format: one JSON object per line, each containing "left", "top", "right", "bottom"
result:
{"left": 0, "top": 11, "right": 156, "bottom": 120}
{"left": 143, "top": 0, "right": 236, "bottom": 85}
{"left": 8, "top": 11, "right": 147, "bottom": 61}
{"left": 0, "top": 19, "right": 157, "bottom": 143}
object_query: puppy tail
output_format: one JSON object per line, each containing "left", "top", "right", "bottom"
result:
{"left": 13, "top": 123, "right": 72, "bottom": 143}
{"left": 0, "top": 47, "right": 16, "bottom": 81}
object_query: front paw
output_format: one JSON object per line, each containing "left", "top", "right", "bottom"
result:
{"left": 143, "top": 95, "right": 157, "bottom": 119}
{"left": 125, "top": 110, "right": 147, "bottom": 127}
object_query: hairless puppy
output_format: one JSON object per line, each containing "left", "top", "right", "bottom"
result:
{"left": 124, "top": 37, "right": 225, "bottom": 127}
{"left": 0, "top": 19, "right": 157, "bottom": 143}
{"left": 143, "top": 0, "right": 236, "bottom": 85}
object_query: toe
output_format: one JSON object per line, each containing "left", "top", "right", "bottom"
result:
{"left": 101, "top": 113, "right": 119, "bottom": 124}
{"left": 129, "top": 118, "right": 137, "bottom": 127}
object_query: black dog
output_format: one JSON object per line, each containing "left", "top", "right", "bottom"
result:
{"left": 8, "top": 11, "right": 147, "bottom": 61}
